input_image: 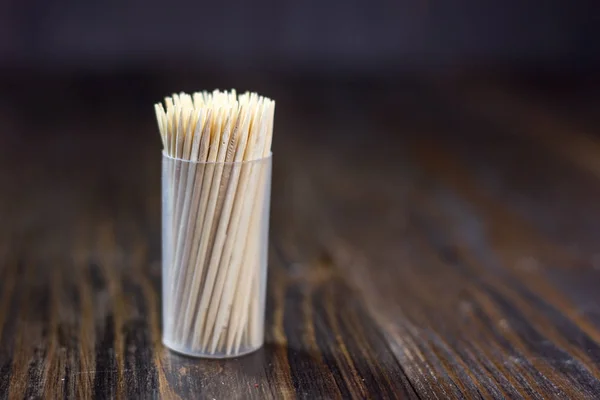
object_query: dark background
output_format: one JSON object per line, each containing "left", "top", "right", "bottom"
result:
{"left": 0, "top": 1, "right": 598, "bottom": 143}
{"left": 1, "top": 1, "right": 599, "bottom": 73}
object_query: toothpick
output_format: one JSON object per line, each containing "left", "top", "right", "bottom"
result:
{"left": 155, "top": 90, "right": 275, "bottom": 356}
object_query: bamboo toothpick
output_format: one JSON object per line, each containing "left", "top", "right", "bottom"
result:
{"left": 155, "top": 89, "right": 274, "bottom": 356}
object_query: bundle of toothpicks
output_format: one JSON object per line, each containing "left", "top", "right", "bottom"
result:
{"left": 155, "top": 89, "right": 275, "bottom": 357}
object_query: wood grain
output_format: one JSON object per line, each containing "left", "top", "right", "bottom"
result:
{"left": 0, "top": 74, "right": 599, "bottom": 398}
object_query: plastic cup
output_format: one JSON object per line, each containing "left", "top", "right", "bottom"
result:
{"left": 161, "top": 152, "right": 272, "bottom": 358}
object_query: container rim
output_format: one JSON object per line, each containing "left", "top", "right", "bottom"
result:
{"left": 162, "top": 151, "right": 272, "bottom": 165}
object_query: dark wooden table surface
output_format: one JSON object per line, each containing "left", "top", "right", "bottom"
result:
{"left": 1, "top": 73, "right": 599, "bottom": 399}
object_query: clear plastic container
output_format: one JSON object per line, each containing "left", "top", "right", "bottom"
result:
{"left": 161, "top": 152, "right": 272, "bottom": 358}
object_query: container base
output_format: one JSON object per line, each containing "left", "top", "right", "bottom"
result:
{"left": 162, "top": 338, "right": 263, "bottom": 359}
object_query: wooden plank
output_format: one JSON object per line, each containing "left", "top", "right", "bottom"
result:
{"left": 0, "top": 119, "right": 418, "bottom": 398}
{"left": 441, "top": 81, "right": 600, "bottom": 180}
{"left": 287, "top": 94, "right": 600, "bottom": 398}
{"left": 1, "top": 76, "right": 599, "bottom": 398}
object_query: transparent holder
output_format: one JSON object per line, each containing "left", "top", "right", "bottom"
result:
{"left": 161, "top": 153, "right": 272, "bottom": 358}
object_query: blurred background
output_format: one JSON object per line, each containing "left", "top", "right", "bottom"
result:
{"left": 1, "top": 1, "right": 598, "bottom": 73}
{"left": 0, "top": 1, "right": 598, "bottom": 101}
{"left": 0, "top": 1, "right": 598, "bottom": 154}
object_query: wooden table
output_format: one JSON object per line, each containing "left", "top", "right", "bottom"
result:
{"left": 1, "top": 74, "right": 599, "bottom": 399}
